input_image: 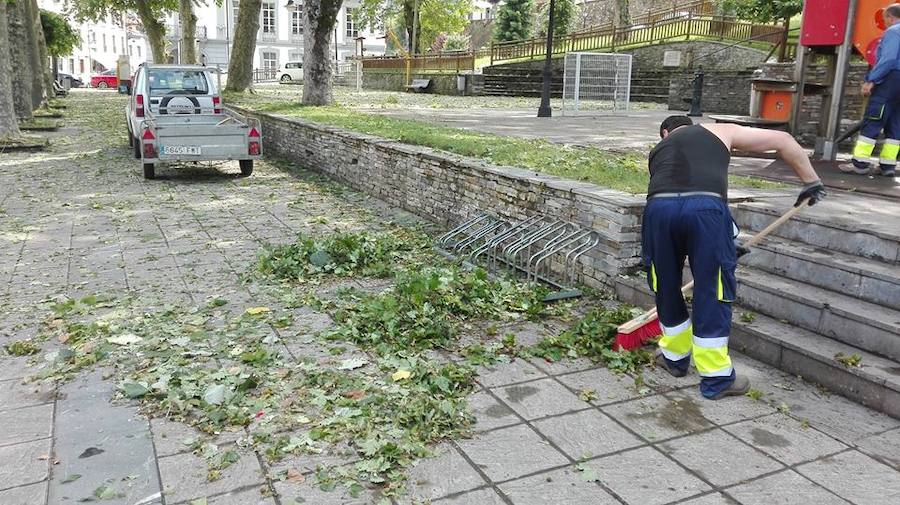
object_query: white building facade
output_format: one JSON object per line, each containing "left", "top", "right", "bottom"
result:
{"left": 38, "top": 0, "right": 149, "bottom": 83}
{"left": 168, "top": 0, "right": 386, "bottom": 70}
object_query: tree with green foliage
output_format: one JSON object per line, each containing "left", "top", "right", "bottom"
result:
{"left": 722, "top": 0, "right": 802, "bottom": 23}
{"left": 493, "top": 0, "right": 532, "bottom": 42}
{"left": 613, "top": 0, "right": 630, "bottom": 28}
{"left": 41, "top": 9, "right": 81, "bottom": 80}
{"left": 356, "top": 0, "right": 472, "bottom": 53}
{"left": 69, "top": 0, "right": 174, "bottom": 63}
{"left": 533, "top": 0, "right": 574, "bottom": 39}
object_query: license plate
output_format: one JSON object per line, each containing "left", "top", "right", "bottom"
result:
{"left": 163, "top": 145, "right": 201, "bottom": 155}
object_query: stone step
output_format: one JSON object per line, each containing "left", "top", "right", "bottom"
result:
{"left": 737, "top": 267, "right": 900, "bottom": 361}
{"left": 629, "top": 94, "right": 670, "bottom": 102}
{"left": 731, "top": 312, "right": 900, "bottom": 419}
{"left": 741, "top": 233, "right": 900, "bottom": 311}
{"left": 612, "top": 276, "right": 900, "bottom": 419}
{"left": 731, "top": 195, "right": 900, "bottom": 265}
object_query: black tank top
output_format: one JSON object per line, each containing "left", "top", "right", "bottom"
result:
{"left": 647, "top": 125, "right": 730, "bottom": 199}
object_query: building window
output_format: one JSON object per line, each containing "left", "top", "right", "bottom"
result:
{"left": 232, "top": 0, "right": 240, "bottom": 35}
{"left": 289, "top": 51, "right": 302, "bottom": 61}
{"left": 291, "top": 8, "right": 303, "bottom": 37}
{"left": 102, "top": 34, "right": 107, "bottom": 52}
{"left": 262, "top": 50, "right": 277, "bottom": 70}
{"left": 345, "top": 8, "right": 358, "bottom": 39}
{"left": 69, "top": 58, "right": 75, "bottom": 72}
{"left": 79, "top": 59, "right": 85, "bottom": 73}
{"left": 262, "top": 2, "right": 275, "bottom": 34}
{"left": 112, "top": 36, "right": 116, "bottom": 53}
{"left": 137, "top": 46, "right": 141, "bottom": 57}
{"left": 129, "top": 45, "right": 132, "bottom": 56}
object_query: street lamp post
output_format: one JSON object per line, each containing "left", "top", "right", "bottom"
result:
{"left": 537, "top": 0, "right": 556, "bottom": 118}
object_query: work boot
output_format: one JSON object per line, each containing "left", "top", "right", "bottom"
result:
{"left": 878, "top": 164, "right": 896, "bottom": 177}
{"left": 709, "top": 374, "right": 750, "bottom": 400}
{"left": 654, "top": 350, "right": 688, "bottom": 378}
{"left": 845, "top": 159, "right": 871, "bottom": 175}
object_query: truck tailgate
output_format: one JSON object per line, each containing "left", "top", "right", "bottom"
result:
{"left": 155, "top": 123, "right": 250, "bottom": 160}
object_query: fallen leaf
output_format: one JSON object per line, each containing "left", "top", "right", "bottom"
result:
{"left": 58, "top": 333, "right": 70, "bottom": 344}
{"left": 107, "top": 333, "right": 143, "bottom": 345}
{"left": 38, "top": 454, "right": 49, "bottom": 461}
{"left": 338, "top": 358, "right": 368, "bottom": 370}
{"left": 245, "top": 306, "right": 270, "bottom": 315}
{"left": 188, "top": 498, "right": 208, "bottom": 505}
{"left": 343, "top": 390, "right": 365, "bottom": 400}
{"left": 203, "top": 384, "right": 227, "bottom": 406}
{"left": 286, "top": 467, "right": 305, "bottom": 483}
{"left": 121, "top": 382, "right": 149, "bottom": 399}
{"left": 61, "top": 473, "right": 82, "bottom": 484}
{"left": 575, "top": 462, "right": 600, "bottom": 482}
{"left": 391, "top": 369, "right": 411, "bottom": 381}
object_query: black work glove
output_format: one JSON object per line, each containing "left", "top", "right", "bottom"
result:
{"left": 795, "top": 180, "right": 827, "bottom": 207}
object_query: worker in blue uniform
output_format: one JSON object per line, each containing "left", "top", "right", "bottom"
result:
{"left": 851, "top": 3, "right": 900, "bottom": 177}
{"left": 644, "top": 116, "right": 826, "bottom": 400}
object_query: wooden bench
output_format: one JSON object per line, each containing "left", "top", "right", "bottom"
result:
{"left": 405, "top": 79, "right": 431, "bottom": 93}
{"left": 708, "top": 114, "right": 789, "bottom": 131}
{"left": 52, "top": 80, "right": 68, "bottom": 98}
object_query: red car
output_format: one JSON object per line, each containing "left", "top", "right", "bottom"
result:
{"left": 91, "top": 69, "right": 118, "bottom": 89}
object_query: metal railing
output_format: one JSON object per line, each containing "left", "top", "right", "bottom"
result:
{"left": 252, "top": 68, "right": 278, "bottom": 82}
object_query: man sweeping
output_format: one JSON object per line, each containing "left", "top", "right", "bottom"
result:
{"left": 644, "top": 116, "right": 826, "bottom": 400}
{"left": 850, "top": 3, "right": 900, "bottom": 176}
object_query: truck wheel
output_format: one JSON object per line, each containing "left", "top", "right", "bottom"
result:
{"left": 133, "top": 137, "right": 141, "bottom": 159}
{"left": 143, "top": 163, "right": 155, "bottom": 179}
{"left": 239, "top": 160, "right": 253, "bottom": 176}
{"left": 98, "top": 81, "right": 108, "bottom": 89}
{"left": 280, "top": 74, "right": 291, "bottom": 82}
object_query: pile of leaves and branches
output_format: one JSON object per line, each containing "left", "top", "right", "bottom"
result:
{"left": 256, "top": 228, "right": 432, "bottom": 282}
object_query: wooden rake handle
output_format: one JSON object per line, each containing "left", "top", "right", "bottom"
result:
{"left": 617, "top": 200, "right": 809, "bottom": 334}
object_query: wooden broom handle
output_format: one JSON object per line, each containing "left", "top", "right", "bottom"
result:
{"left": 617, "top": 200, "right": 808, "bottom": 334}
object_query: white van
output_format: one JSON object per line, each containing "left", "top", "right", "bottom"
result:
{"left": 278, "top": 61, "right": 303, "bottom": 82}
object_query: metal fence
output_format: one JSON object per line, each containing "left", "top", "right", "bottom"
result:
{"left": 252, "top": 68, "right": 278, "bottom": 82}
{"left": 361, "top": 53, "right": 475, "bottom": 73}
{"left": 562, "top": 52, "right": 632, "bottom": 115}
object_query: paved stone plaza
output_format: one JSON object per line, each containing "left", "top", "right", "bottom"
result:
{"left": 1, "top": 92, "right": 900, "bottom": 505}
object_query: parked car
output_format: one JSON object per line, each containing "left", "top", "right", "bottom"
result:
{"left": 125, "top": 63, "right": 262, "bottom": 179}
{"left": 58, "top": 73, "right": 84, "bottom": 88}
{"left": 277, "top": 61, "right": 303, "bottom": 82}
{"left": 91, "top": 69, "right": 118, "bottom": 89}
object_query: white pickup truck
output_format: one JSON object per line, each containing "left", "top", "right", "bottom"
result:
{"left": 125, "top": 63, "right": 262, "bottom": 180}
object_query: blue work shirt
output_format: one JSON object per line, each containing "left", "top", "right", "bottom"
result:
{"left": 867, "top": 22, "right": 900, "bottom": 83}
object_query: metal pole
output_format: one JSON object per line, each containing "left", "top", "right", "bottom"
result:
{"left": 573, "top": 53, "right": 581, "bottom": 112}
{"left": 537, "top": 0, "right": 557, "bottom": 117}
{"left": 822, "top": 0, "right": 858, "bottom": 160}
{"left": 790, "top": 46, "right": 808, "bottom": 135}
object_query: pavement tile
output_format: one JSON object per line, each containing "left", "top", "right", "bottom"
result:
{"left": 555, "top": 367, "right": 644, "bottom": 406}
{"left": 678, "top": 492, "right": 740, "bottom": 505}
{"left": 0, "top": 438, "right": 50, "bottom": 490}
{"left": 493, "top": 377, "right": 586, "bottom": 420}
{"left": 587, "top": 446, "right": 711, "bottom": 505}
{"left": 0, "top": 481, "right": 48, "bottom": 505}
{"left": 273, "top": 479, "right": 383, "bottom": 505}
{"left": 456, "top": 424, "right": 569, "bottom": 483}
{"left": 856, "top": 427, "right": 900, "bottom": 471}
{"left": 0, "top": 356, "right": 47, "bottom": 381}
{"left": 502, "top": 321, "right": 554, "bottom": 347}
{"left": 158, "top": 449, "right": 264, "bottom": 504}
{"left": 0, "top": 378, "right": 56, "bottom": 411}
{"left": 433, "top": 487, "right": 506, "bottom": 505}
{"left": 726, "top": 469, "right": 850, "bottom": 505}
{"left": 476, "top": 359, "right": 546, "bottom": 388}
{"left": 527, "top": 356, "right": 597, "bottom": 375}
{"left": 532, "top": 409, "right": 644, "bottom": 460}
{"left": 602, "top": 394, "right": 713, "bottom": 442}
{"left": 660, "top": 429, "right": 785, "bottom": 487}
{"left": 664, "top": 389, "right": 775, "bottom": 426}
{"left": 400, "top": 445, "right": 486, "bottom": 504}
{"left": 151, "top": 418, "right": 245, "bottom": 458}
{"left": 173, "top": 486, "right": 275, "bottom": 505}
{"left": 499, "top": 465, "right": 618, "bottom": 505}
{"left": 796, "top": 450, "right": 900, "bottom": 505}
{"left": 267, "top": 443, "right": 359, "bottom": 475}
{"left": 0, "top": 404, "right": 54, "bottom": 446}
{"left": 466, "top": 389, "right": 521, "bottom": 432}
{"left": 723, "top": 414, "right": 848, "bottom": 465}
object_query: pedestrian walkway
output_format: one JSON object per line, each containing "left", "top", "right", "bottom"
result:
{"left": 1, "top": 92, "right": 899, "bottom": 505}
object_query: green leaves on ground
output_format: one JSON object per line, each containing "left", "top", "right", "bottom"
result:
{"left": 4, "top": 340, "right": 40, "bottom": 356}
{"left": 256, "top": 229, "right": 431, "bottom": 282}
{"left": 521, "top": 306, "right": 652, "bottom": 373}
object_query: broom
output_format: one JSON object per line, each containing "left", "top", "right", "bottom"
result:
{"left": 614, "top": 200, "right": 809, "bottom": 351}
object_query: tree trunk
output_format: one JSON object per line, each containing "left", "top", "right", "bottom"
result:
{"left": 403, "top": 0, "right": 419, "bottom": 54}
{"left": 225, "top": 0, "right": 262, "bottom": 92}
{"left": 614, "top": 0, "right": 630, "bottom": 28}
{"left": 135, "top": 0, "right": 167, "bottom": 62}
{"left": 0, "top": 0, "right": 21, "bottom": 137}
{"left": 31, "top": 0, "right": 52, "bottom": 105}
{"left": 302, "top": 0, "right": 341, "bottom": 105}
{"left": 6, "top": 0, "right": 33, "bottom": 120}
{"left": 21, "top": 0, "right": 44, "bottom": 110}
{"left": 179, "top": 0, "right": 198, "bottom": 64}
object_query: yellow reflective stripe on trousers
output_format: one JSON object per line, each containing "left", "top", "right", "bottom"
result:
{"left": 692, "top": 336, "right": 733, "bottom": 377}
{"left": 659, "top": 319, "right": 692, "bottom": 361}
{"left": 853, "top": 136, "right": 877, "bottom": 160}
{"left": 881, "top": 140, "right": 900, "bottom": 164}
{"left": 716, "top": 267, "right": 734, "bottom": 302}
{"left": 650, "top": 263, "right": 658, "bottom": 292}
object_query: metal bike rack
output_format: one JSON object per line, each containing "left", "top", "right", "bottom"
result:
{"left": 436, "top": 213, "right": 600, "bottom": 301}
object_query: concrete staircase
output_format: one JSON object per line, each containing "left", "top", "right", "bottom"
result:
{"left": 481, "top": 67, "right": 563, "bottom": 98}
{"left": 629, "top": 70, "right": 674, "bottom": 104}
{"left": 615, "top": 191, "right": 900, "bottom": 419}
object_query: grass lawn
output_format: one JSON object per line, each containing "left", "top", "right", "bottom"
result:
{"left": 227, "top": 87, "right": 783, "bottom": 194}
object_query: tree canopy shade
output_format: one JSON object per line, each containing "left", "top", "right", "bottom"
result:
{"left": 68, "top": 0, "right": 175, "bottom": 62}
{"left": 722, "top": 0, "right": 802, "bottom": 23}
{"left": 493, "top": 0, "right": 532, "bottom": 42}
{"left": 40, "top": 9, "right": 81, "bottom": 57}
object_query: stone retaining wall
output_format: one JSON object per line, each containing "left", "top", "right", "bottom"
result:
{"left": 231, "top": 107, "right": 646, "bottom": 289}
{"left": 668, "top": 70, "right": 755, "bottom": 115}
